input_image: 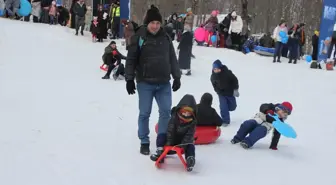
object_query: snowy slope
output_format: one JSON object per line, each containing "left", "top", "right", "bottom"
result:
{"left": 1, "top": 18, "right": 336, "bottom": 185}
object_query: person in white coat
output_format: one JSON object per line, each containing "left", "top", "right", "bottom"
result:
{"left": 228, "top": 11, "right": 243, "bottom": 50}
{"left": 272, "top": 19, "right": 288, "bottom": 63}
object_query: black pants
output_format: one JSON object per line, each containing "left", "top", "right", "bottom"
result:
{"left": 231, "top": 32, "right": 241, "bottom": 50}
{"left": 288, "top": 41, "right": 299, "bottom": 62}
{"left": 273, "top": 42, "right": 283, "bottom": 62}
{"left": 111, "top": 17, "right": 120, "bottom": 38}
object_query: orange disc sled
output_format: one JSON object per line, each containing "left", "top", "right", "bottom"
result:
{"left": 155, "top": 123, "right": 221, "bottom": 145}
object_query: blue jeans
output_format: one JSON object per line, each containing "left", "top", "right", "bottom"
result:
{"left": 218, "top": 95, "right": 237, "bottom": 124}
{"left": 233, "top": 120, "right": 267, "bottom": 147}
{"left": 137, "top": 82, "right": 172, "bottom": 144}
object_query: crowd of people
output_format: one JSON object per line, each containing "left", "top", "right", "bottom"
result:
{"left": 4, "top": 1, "right": 334, "bottom": 172}
{"left": 98, "top": 5, "right": 295, "bottom": 172}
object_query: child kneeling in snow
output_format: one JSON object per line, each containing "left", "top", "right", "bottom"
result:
{"left": 101, "top": 41, "right": 126, "bottom": 79}
{"left": 231, "top": 102, "right": 293, "bottom": 149}
{"left": 151, "top": 94, "right": 197, "bottom": 171}
{"left": 196, "top": 92, "right": 222, "bottom": 126}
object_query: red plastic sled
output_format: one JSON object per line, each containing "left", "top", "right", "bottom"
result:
{"left": 100, "top": 64, "right": 108, "bottom": 71}
{"left": 155, "top": 123, "right": 221, "bottom": 145}
{"left": 155, "top": 146, "right": 187, "bottom": 170}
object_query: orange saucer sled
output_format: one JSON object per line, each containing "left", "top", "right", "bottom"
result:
{"left": 155, "top": 123, "right": 221, "bottom": 145}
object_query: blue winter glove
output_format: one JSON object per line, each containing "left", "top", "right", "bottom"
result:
{"left": 233, "top": 89, "right": 240, "bottom": 97}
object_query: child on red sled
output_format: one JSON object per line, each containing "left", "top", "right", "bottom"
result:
{"left": 231, "top": 102, "right": 293, "bottom": 149}
{"left": 150, "top": 94, "right": 197, "bottom": 171}
{"left": 101, "top": 41, "right": 126, "bottom": 79}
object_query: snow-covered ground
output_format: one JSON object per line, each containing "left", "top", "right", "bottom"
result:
{"left": 1, "top": 18, "right": 336, "bottom": 185}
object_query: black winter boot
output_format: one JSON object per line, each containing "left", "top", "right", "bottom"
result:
{"left": 140, "top": 143, "right": 150, "bottom": 155}
{"left": 150, "top": 147, "right": 164, "bottom": 162}
{"left": 186, "top": 156, "right": 195, "bottom": 172}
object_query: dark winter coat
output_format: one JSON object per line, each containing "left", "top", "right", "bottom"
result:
{"left": 166, "top": 94, "right": 197, "bottom": 146}
{"left": 204, "top": 16, "right": 218, "bottom": 32}
{"left": 90, "top": 21, "right": 100, "bottom": 35}
{"left": 73, "top": 2, "right": 87, "bottom": 17}
{"left": 96, "top": 10, "right": 108, "bottom": 39}
{"left": 41, "top": 0, "right": 52, "bottom": 8}
{"left": 259, "top": 33, "right": 274, "bottom": 48}
{"left": 288, "top": 26, "right": 302, "bottom": 46}
{"left": 196, "top": 93, "right": 222, "bottom": 126}
{"left": 102, "top": 47, "right": 126, "bottom": 65}
{"left": 125, "top": 26, "right": 181, "bottom": 84}
{"left": 178, "top": 31, "right": 193, "bottom": 69}
{"left": 258, "top": 103, "right": 281, "bottom": 149}
{"left": 210, "top": 65, "right": 239, "bottom": 96}
{"left": 174, "top": 21, "right": 184, "bottom": 32}
{"left": 312, "top": 34, "right": 319, "bottom": 61}
{"left": 164, "top": 23, "right": 174, "bottom": 40}
{"left": 219, "top": 13, "right": 231, "bottom": 33}
{"left": 57, "top": 6, "right": 70, "bottom": 25}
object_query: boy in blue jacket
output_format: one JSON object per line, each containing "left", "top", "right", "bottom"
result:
{"left": 210, "top": 60, "right": 239, "bottom": 126}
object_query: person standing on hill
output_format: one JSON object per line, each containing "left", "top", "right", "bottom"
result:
{"left": 73, "top": 0, "right": 87, "bottom": 36}
{"left": 125, "top": 5, "right": 181, "bottom": 155}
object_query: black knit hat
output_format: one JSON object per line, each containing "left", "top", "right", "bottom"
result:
{"left": 144, "top": 5, "right": 162, "bottom": 24}
{"left": 109, "top": 41, "right": 116, "bottom": 45}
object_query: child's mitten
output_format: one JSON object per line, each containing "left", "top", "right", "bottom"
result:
{"left": 233, "top": 89, "right": 239, "bottom": 97}
{"left": 266, "top": 114, "right": 275, "bottom": 123}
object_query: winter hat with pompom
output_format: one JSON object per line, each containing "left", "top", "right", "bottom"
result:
{"left": 144, "top": 5, "right": 162, "bottom": 24}
{"left": 212, "top": 59, "right": 223, "bottom": 69}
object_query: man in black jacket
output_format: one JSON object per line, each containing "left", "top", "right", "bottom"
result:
{"left": 73, "top": 0, "right": 87, "bottom": 35}
{"left": 125, "top": 6, "right": 181, "bottom": 155}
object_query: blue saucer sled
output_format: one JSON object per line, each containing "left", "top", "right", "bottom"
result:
{"left": 269, "top": 114, "right": 297, "bottom": 138}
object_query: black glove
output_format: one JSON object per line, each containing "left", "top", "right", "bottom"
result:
{"left": 126, "top": 80, "right": 136, "bottom": 95}
{"left": 172, "top": 79, "right": 181, "bottom": 92}
{"left": 266, "top": 115, "right": 275, "bottom": 123}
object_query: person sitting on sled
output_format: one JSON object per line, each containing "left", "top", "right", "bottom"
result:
{"left": 102, "top": 41, "right": 126, "bottom": 79}
{"left": 196, "top": 92, "right": 222, "bottom": 126}
{"left": 231, "top": 102, "right": 293, "bottom": 149}
{"left": 151, "top": 94, "right": 197, "bottom": 171}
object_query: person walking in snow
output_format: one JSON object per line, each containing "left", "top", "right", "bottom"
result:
{"left": 178, "top": 24, "right": 193, "bottom": 75}
{"left": 231, "top": 102, "right": 293, "bottom": 150}
{"left": 272, "top": 19, "right": 288, "bottom": 63}
{"left": 228, "top": 11, "right": 243, "bottom": 50}
{"left": 211, "top": 60, "right": 239, "bottom": 126}
{"left": 73, "top": 0, "right": 87, "bottom": 36}
{"left": 125, "top": 5, "right": 181, "bottom": 155}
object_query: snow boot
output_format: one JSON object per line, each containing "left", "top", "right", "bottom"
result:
{"left": 80, "top": 31, "right": 84, "bottom": 36}
{"left": 230, "top": 138, "right": 240, "bottom": 144}
{"left": 240, "top": 141, "right": 250, "bottom": 149}
{"left": 102, "top": 75, "right": 110, "bottom": 79}
{"left": 140, "top": 143, "right": 150, "bottom": 155}
{"left": 112, "top": 74, "right": 118, "bottom": 80}
{"left": 185, "top": 70, "right": 191, "bottom": 76}
{"left": 150, "top": 147, "right": 164, "bottom": 163}
{"left": 186, "top": 156, "right": 195, "bottom": 172}
{"left": 75, "top": 32, "right": 78, "bottom": 36}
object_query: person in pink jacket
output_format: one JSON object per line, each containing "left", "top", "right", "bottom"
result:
{"left": 201, "top": 10, "right": 219, "bottom": 47}
{"left": 49, "top": 1, "right": 57, "bottom": 25}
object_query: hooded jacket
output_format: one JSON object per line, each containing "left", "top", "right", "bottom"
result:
{"left": 196, "top": 93, "right": 222, "bottom": 126}
{"left": 211, "top": 65, "right": 239, "bottom": 96}
{"left": 166, "top": 94, "right": 197, "bottom": 146}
